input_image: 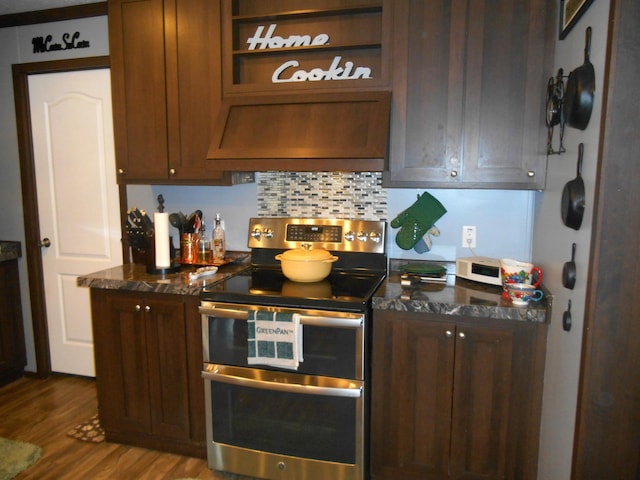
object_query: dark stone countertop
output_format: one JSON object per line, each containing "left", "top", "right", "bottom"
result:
{"left": 0, "top": 241, "right": 22, "bottom": 262}
{"left": 77, "top": 256, "right": 550, "bottom": 324}
{"left": 77, "top": 256, "right": 251, "bottom": 296}
{"left": 373, "top": 272, "right": 550, "bottom": 323}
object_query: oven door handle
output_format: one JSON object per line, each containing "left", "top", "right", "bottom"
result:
{"left": 202, "top": 367, "right": 363, "bottom": 398}
{"left": 199, "top": 305, "right": 364, "bottom": 328}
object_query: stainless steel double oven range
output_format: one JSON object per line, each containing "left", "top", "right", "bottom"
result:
{"left": 200, "top": 217, "right": 386, "bottom": 480}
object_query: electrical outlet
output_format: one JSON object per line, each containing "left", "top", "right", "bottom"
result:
{"left": 462, "top": 226, "right": 477, "bottom": 248}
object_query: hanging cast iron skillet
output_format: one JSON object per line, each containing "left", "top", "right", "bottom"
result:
{"left": 561, "top": 143, "right": 586, "bottom": 230}
{"left": 563, "top": 300, "right": 572, "bottom": 332}
{"left": 564, "top": 27, "right": 595, "bottom": 130}
{"left": 562, "top": 242, "right": 577, "bottom": 289}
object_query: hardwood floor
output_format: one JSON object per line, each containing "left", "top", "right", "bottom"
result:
{"left": 0, "top": 374, "right": 225, "bottom": 479}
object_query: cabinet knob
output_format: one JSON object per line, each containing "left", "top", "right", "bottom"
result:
{"left": 169, "top": 168, "right": 176, "bottom": 176}
{"left": 135, "top": 304, "right": 141, "bottom": 312}
{"left": 118, "top": 168, "right": 125, "bottom": 175}
{"left": 144, "top": 305, "right": 151, "bottom": 312}
{"left": 527, "top": 170, "right": 535, "bottom": 177}
{"left": 458, "top": 332, "right": 466, "bottom": 339}
{"left": 445, "top": 330, "right": 453, "bottom": 338}
{"left": 450, "top": 170, "right": 458, "bottom": 178}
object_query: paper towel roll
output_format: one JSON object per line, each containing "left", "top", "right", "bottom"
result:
{"left": 154, "top": 212, "right": 171, "bottom": 268}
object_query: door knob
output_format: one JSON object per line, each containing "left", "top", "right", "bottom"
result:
{"left": 39, "top": 238, "right": 51, "bottom": 248}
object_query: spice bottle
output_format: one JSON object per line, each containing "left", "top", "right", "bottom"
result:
{"left": 213, "top": 213, "right": 226, "bottom": 261}
{"left": 195, "top": 223, "right": 213, "bottom": 264}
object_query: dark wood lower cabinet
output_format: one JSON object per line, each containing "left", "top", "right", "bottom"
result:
{"left": 0, "top": 259, "right": 26, "bottom": 386}
{"left": 371, "top": 310, "right": 547, "bottom": 480}
{"left": 90, "top": 289, "right": 205, "bottom": 458}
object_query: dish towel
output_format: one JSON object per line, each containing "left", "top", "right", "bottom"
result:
{"left": 248, "top": 311, "right": 303, "bottom": 370}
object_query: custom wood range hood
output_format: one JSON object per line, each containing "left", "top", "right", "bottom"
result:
{"left": 206, "top": 89, "right": 391, "bottom": 171}
{"left": 206, "top": 0, "right": 392, "bottom": 172}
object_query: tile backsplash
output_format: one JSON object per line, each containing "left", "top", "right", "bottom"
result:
{"left": 257, "top": 171, "right": 387, "bottom": 220}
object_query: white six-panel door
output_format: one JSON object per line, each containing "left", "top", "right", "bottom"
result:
{"left": 28, "top": 69, "right": 122, "bottom": 377}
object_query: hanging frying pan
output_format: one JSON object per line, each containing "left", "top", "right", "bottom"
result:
{"left": 562, "top": 243, "right": 577, "bottom": 289}
{"left": 564, "top": 27, "right": 595, "bottom": 130}
{"left": 562, "top": 300, "right": 572, "bottom": 332}
{"left": 561, "top": 143, "right": 586, "bottom": 230}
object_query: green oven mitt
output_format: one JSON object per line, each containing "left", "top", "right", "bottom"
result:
{"left": 391, "top": 192, "right": 447, "bottom": 250}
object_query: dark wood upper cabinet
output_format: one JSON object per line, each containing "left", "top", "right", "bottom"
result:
{"left": 108, "top": 0, "right": 253, "bottom": 184}
{"left": 384, "top": 0, "right": 555, "bottom": 189}
{"left": 109, "top": 0, "right": 554, "bottom": 182}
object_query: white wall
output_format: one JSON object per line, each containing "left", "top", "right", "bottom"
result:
{"left": 126, "top": 183, "right": 260, "bottom": 253}
{"left": 387, "top": 189, "right": 535, "bottom": 262}
{"left": 127, "top": 183, "right": 536, "bottom": 263}
{"left": 533, "top": 1, "right": 611, "bottom": 478}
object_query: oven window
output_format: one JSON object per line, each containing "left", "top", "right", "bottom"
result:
{"left": 210, "top": 381, "right": 357, "bottom": 464}
{"left": 207, "top": 316, "right": 359, "bottom": 379}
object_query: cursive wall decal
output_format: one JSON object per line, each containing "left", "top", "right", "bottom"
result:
{"left": 32, "top": 32, "right": 90, "bottom": 54}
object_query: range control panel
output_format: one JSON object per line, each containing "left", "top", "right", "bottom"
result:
{"left": 248, "top": 217, "right": 386, "bottom": 254}
{"left": 286, "top": 224, "right": 343, "bottom": 243}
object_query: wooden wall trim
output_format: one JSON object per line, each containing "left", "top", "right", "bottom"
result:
{"left": 572, "top": 0, "right": 640, "bottom": 476}
{"left": 0, "top": 2, "right": 107, "bottom": 28}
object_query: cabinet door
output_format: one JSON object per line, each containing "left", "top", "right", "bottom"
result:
{"left": 168, "top": 0, "right": 230, "bottom": 182}
{"left": 385, "top": 0, "right": 465, "bottom": 186}
{"left": 109, "top": 0, "right": 169, "bottom": 181}
{"left": 145, "top": 295, "right": 191, "bottom": 441}
{"left": 385, "top": 0, "right": 553, "bottom": 189}
{"left": 450, "top": 324, "right": 514, "bottom": 479}
{"left": 460, "top": 0, "right": 551, "bottom": 188}
{"left": 450, "top": 320, "right": 545, "bottom": 480}
{"left": 92, "top": 290, "right": 151, "bottom": 436}
{"left": 371, "top": 310, "right": 455, "bottom": 480}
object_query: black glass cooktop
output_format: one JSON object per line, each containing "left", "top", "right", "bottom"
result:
{"left": 201, "top": 268, "right": 385, "bottom": 312}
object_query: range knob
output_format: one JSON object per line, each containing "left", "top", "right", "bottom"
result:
{"left": 263, "top": 228, "right": 274, "bottom": 239}
{"left": 251, "top": 228, "right": 262, "bottom": 240}
{"left": 357, "top": 231, "right": 368, "bottom": 242}
{"left": 369, "top": 231, "right": 382, "bottom": 243}
{"left": 344, "top": 230, "right": 355, "bottom": 242}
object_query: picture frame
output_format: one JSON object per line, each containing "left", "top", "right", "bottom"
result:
{"left": 560, "top": 0, "right": 595, "bottom": 39}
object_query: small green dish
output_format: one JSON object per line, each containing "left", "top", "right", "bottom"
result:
{"left": 400, "top": 263, "right": 447, "bottom": 277}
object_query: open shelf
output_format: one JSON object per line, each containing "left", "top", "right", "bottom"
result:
{"left": 223, "top": 0, "right": 387, "bottom": 90}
